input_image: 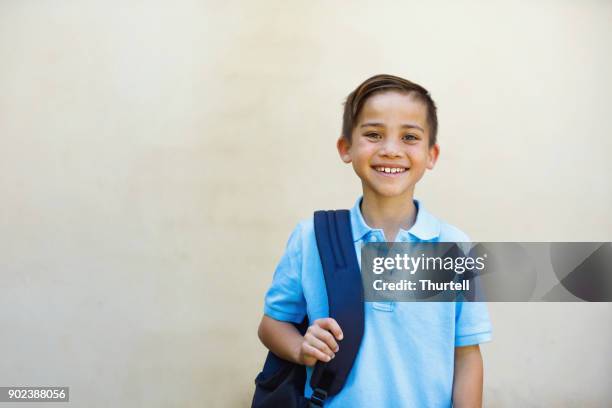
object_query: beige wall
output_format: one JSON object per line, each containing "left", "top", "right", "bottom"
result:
{"left": 1, "top": 1, "right": 611, "bottom": 406}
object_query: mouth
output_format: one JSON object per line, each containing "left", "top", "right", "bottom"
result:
{"left": 372, "top": 166, "right": 409, "bottom": 177}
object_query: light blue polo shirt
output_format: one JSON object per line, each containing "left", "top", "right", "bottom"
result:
{"left": 264, "top": 197, "right": 492, "bottom": 407}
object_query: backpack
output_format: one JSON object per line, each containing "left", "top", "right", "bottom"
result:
{"left": 251, "top": 210, "right": 365, "bottom": 408}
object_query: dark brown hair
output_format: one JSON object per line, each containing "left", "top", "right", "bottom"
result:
{"left": 341, "top": 74, "right": 438, "bottom": 146}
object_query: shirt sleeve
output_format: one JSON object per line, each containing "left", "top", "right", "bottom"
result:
{"left": 452, "top": 230, "right": 493, "bottom": 346}
{"left": 455, "top": 301, "right": 493, "bottom": 346}
{"left": 263, "top": 222, "right": 307, "bottom": 324}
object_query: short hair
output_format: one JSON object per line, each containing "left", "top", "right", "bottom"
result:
{"left": 341, "top": 74, "right": 438, "bottom": 146}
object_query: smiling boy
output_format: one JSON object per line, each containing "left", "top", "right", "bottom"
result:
{"left": 258, "top": 74, "right": 492, "bottom": 407}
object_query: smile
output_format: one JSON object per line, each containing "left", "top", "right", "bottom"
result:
{"left": 373, "top": 166, "right": 408, "bottom": 175}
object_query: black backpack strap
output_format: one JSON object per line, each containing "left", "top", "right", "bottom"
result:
{"left": 309, "top": 210, "right": 364, "bottom": 406}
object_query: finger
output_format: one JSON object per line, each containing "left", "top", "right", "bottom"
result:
{"left": 302, "top": 343, "right": 332, "bottom": 363}
{"left": 315, "top": 318, "right": 344, "bottom": 341}
{"left": 304, "top": 332, "right": 336, "bottom": 358}
{"left": 310, "top": 325, "right": 339, "bottom": 353}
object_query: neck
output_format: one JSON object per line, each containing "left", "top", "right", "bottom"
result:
{"left": 360, "top": 190, "right": 417, "bottom": 242}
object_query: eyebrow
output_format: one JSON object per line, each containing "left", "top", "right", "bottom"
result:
{"left": 360, "top": 122, "right": 425, "bottom": 132}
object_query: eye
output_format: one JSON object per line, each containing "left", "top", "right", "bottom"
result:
{"left": 402, "top": 134, "right": 418, "bottom": 141}
{"left": 365, "top": 132, "right": 382, "bottom": 140}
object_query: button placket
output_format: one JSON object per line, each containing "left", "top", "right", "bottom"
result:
{"left": 369, "top": 231, "right": 395, "bottom": 312}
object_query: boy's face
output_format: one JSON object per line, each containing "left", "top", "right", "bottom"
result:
{"left": 337, "top": 91, "right": 439, "bottom": 200}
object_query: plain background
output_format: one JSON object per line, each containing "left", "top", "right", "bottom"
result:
{"left": 1, "top": 1, "right": 611, "bottom": 407}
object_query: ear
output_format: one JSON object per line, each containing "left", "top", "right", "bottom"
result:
{"left": 426, "top": 143, "right": 440, "bottom": 170}
{"left": 337, "top": 136, "right": 352, "bottom": 163}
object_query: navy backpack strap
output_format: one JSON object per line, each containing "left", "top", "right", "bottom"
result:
{"left": 309, "top": 210, "right": 364, "bottom": 406}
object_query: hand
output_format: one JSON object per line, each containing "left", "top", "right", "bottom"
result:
{"left": 298, "top": 318, "right": 344, "bottom": 367}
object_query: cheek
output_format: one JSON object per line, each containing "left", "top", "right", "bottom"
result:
{"left": 408, "top": 146, "right": 430, "bottom": 163}
{"left": 352, "top": 155, "right": 370, "bottom": 172}
{"left": 350, "top": 145, "right": 375, "bottom": 164}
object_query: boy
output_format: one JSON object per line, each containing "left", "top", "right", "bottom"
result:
{"left": 258, "top": 74, "right": 492, "bottom": 407}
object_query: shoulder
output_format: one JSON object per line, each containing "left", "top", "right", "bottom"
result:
{"left": 293, "top": 217, "right": 315, "bottom": 241}
{"left": 413, "top": 200, "right": 470, "bottom": 242}
{"left": 283, "top": 217, "right": 316, "bottom": 254}
{"left": 437, "top": 218, "right": 471, "bottom": 242}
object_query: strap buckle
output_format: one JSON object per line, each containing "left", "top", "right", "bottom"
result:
{"left": 309, "top": 388, "right": 328, "bottom": 407}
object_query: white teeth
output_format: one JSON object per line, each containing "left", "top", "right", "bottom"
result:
{"left": 375, "top": 167, "right": 406, "bottom": 174}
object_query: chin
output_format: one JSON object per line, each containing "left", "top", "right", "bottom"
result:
{"left": 369, "top": 186, "right": 412, "bottom": 199}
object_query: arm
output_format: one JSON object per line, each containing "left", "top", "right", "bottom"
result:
{"left": 258, "top": 315, "right": 304, "bottom": 364}
{"left": 452, "top": 345, "right": 483, "bottom": 408}
{"left": 258, "top": 315, "right": 343, "bottom": 366}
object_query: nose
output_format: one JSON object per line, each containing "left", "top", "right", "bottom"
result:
{"left": 378, "top": 137, "right": 403, "bottom": 158}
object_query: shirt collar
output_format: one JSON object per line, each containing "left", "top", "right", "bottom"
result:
{"left": 349, "top": 196, "right": 441, "bottom": 242}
